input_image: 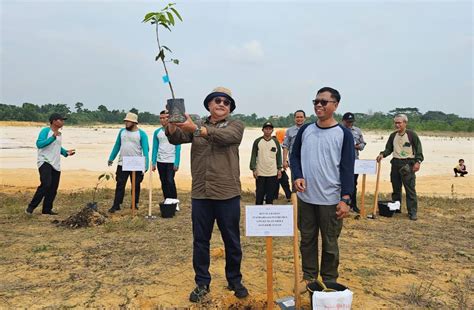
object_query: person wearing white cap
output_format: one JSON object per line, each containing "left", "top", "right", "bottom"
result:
{"left": 107, "top": 112, "right": 149, "bottom": 213}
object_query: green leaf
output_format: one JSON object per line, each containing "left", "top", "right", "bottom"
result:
{"left": 166, "top": 12, "right": 175, "bottom": 26}
{"left": 162, "top": 45, "right": 172, "bottom": 53}
{"left": 142, "top": 12, "right": 157, "bottom": 23}
{"left": 160, "top": 22, "right": 171, "bottom": 31}
{"left": 155, "top": 49, "right": 165, "bottom": 61}
{"left": 172, "top": 59, "right": 179, "bottom": 65}
{"left": 170, "top": 7, "right": 182, "bottom": 21}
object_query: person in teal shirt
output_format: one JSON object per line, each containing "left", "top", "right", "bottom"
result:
{"left": 151, "top": 110, "right": 181, "bottom": 200}
{"left": 26, "top": 113, "right": 75, "bottom": 215}
{"left": 108, "top": 112, "right": 149, "bottom": 213}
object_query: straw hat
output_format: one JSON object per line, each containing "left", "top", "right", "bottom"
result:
{"left": 203, "top": 86, "right": 236, "bottom": 112}
{"left": 124, "top": 112, "right": 138, "bottom": 123}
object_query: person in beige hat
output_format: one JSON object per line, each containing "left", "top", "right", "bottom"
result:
{"left": 166, "top": 87, "right": 249, "bottom": 302}
{"left": 107, "top": 112, "right": 149, "bottom": 213}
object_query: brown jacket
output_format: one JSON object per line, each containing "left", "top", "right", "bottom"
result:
{"left": 166, "top": 117, "right": 244, "bottom": 200}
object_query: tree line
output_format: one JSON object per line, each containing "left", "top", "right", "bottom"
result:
{"left": 0, "top": 102, "right": 472, "bottom": 132}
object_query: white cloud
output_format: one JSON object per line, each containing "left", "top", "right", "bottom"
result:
{"left": 226, "top": 40, "right": 264, "bottom": 64}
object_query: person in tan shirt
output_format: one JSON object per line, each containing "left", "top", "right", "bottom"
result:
{"left": 250, "top": 121, "right": 282, "bottom": 205}
{"left": 376, "top": 114, "right": 424, "bottom": 221}
{"left": 166, "top": 87, "right": 248, "bottom": 302}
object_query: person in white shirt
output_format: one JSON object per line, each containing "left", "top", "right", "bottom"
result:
{"left": 26, "top": 113, "right": 75, "bottom": 215}
{"left": 151, "top": 110, "right": 181, "bottom": 199}
{"left": 108, "top": 112, "right": 149, "bottom": 213}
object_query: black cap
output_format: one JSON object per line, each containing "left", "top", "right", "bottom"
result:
{"left": 49, "top": 113, "right": 68, "bottom": 123}
{"left": 342, "top": 112, "right": 355, "bottom": 122}
{"left": 262, "top": 121, "right": 274, "bottom": 129}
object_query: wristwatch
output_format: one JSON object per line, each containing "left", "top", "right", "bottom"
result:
{"left": 193, "top": 124, "right": 202, "bottom": 137}
{"left": 340, "top": 197, "right": 351, "bottom": 205}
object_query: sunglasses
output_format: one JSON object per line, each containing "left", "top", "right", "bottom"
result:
{"left": 312, "top": 99, "right": 337, "bottom": 106}
{"left": 213, "top": 97, "right": 231, "bottom": 107}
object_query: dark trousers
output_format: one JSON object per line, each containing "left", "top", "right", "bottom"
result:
{"left": 112, "top": 165, "right": 144, "bottom": 208}
{"left": 298, "top": 198, "right": 343, "bottom": 282}
{"left": 28, "top": 163, "right": 61, "bottom": 213}
{"left": 391, "top": 159, "right": 417, "bottom": 217}
{"left": 351, "top": 174, "right": 359, "bottom": 209}
{"left": 454, "top": 168, "right": 468, "bottom": 176}
{"left": 255, "top": 176, "right": 278, "bottom": 205}
{"left": 274, "top": 170, "right": 291, "bottom": 200}
{"left": 157, "top": 162, "right": 177, "bottom": 199}
{"left": 192, "top": 196, "right": 243, "bottom": 287}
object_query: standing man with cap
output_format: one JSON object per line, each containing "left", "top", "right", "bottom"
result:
{"left": 108, "top": 112, "right": 149, "bottom": 213}
{"left": 151, "top": 110, "right": 181, "bottom": 200}
{"left": 282, "top": 110, "right": 306, "bottom": 191}
{"left": 376, "top": 114, "right": 423, "bottom": 220}
{"left": 26, "top": 113, "right": 75, "bottom": 215}
{"left": 166, "top": 87, "right": 249, "bottom": 302}
{"left": 341, "top": 112, "right": 366, "bottom": 213}
{"left": 290, "top": 87, "right": 354, "bottom": 288}
{"left": 250, "top": 121, "right": 282, "bottom": 205}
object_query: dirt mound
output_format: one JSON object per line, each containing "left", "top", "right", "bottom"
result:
{"left": 57, "top": 205, "right": 108, "bottom": 228}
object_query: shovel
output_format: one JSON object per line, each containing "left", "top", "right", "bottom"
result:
{"left": 145, "top": 164, "right": 157, "bottom": 220}
{"left": 316, "top": 276, "right": 336, "bottom": 293}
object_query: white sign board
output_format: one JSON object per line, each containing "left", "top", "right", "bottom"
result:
{"left": 245, "top": 205, "right": 293, "bottom": 237}
{"left": 354, "top": 159, "right": 377, "bottom": 175}
{"left": 122, "top": 156, "right": 145, "bottom": 172}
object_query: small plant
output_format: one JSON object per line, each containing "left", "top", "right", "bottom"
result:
{"left": 142, "top": 3, "right": 183, "bottom": 99}
{"left": 89, "top": 172, "right": 114, "bottom": 209}
{"left": 32, "top": 245, "right": 49, "bottom": 253}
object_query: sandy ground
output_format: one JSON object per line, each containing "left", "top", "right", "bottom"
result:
{"left": 1, "top": 124, "right": 473, "bottom": 198}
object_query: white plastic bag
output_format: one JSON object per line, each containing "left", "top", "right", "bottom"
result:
{"left": 312, "top": 289, "right": 353, "bottom": 309}
{"left": 163, "top": 198, "right": 180, "bottom": 211}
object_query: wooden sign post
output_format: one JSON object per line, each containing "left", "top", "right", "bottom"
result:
{"left": 354, "top": 159, "right": 377, "bottom": 218}
{"left": 291, "top": 192, "right": 302, "bottom": 309}
{"left": 246, "top": 205, "right": 294, "bottom": 309}
{"left": 122, "top": 156, "right": 146, "bottom": 218}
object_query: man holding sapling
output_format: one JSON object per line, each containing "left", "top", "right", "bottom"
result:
{"left": 151, "top": 110, "right": 181, "bottom": 200}
{"left": 376, "top": 114, "right": 423, "bottom": 221}
{"left": 107, "top": 112, "right": 149, "bottom": 213}
{"left": 166, "top": 87, "right": 249, "bottom": 302}
{"left": 290, "top": 87, "right": 354, "bottom": 291}
{"left": 26, "top": 113, "right": 75, "bottom": 215}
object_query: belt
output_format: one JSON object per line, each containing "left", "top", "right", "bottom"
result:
{"left": 393, "top": 158, "right": 414, "bottom": 161}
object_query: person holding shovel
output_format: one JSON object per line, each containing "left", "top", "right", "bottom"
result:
{"left": 107, "top": 112, "right": 149, "bottom": 213}
{"left": 166, "top": 87, "right": 249, "bottom": 302}
{"left": 26, "top": 113, "right": 75, "bottom": 215}
{"left": 376, "top": 114, "right": 423, "bottom": 221}
{"left": 290, "top": 87, "right": 355, "bottom": 290}
{"left": 151, "top": 110, "right": 181, "bottom": 200}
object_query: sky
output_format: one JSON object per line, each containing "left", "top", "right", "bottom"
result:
{"left": 1, "top": 0, "right": 473, "bottom": 118}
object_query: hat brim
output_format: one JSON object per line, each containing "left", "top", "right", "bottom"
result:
{"left": 123, "top": 118, "right": 138, "bottom": 123}
{"left": 203, "top": 92, "right": 236, "bottom": 112}
{"left": 263, "top": 125, "right": 274, "bottom": 129}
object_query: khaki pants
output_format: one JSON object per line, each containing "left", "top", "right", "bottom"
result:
{"left": 297, "top": 197, "right": 343, "bottom": 282}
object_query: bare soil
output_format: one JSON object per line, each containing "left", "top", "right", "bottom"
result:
{"left": 0, "top": 189, "right": 472, "bottom": 309}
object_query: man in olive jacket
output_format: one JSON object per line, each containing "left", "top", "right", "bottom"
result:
{"left": 166, "top": 87, "right": 248, "bottom": 302}
{"left": 376, "top": 114, "right": 424, "bottom": 220}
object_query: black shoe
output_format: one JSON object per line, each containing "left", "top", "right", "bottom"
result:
{"left": 108, "top": 206, "right": 120, "bottom": 213}
{"left": 42, "top": 211, "right": 58, "bottom": 215}
{"left": 351, "top": 206, "right": 360, "bottom": 214}
{"left": 25, "top": 207, "right": 34, "bottom": 215}
{"left": 189, "top": 285, "right": 209, "bottom": 302}
{"left": 228, "top": 283, "right": 249, "bottom": 298}
{"left": 409, "top": 214, "right": 418, "bottom": 221}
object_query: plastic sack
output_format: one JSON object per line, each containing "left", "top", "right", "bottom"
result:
{"left": 312, "top": 289, "right": 353, "bottom": 309}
